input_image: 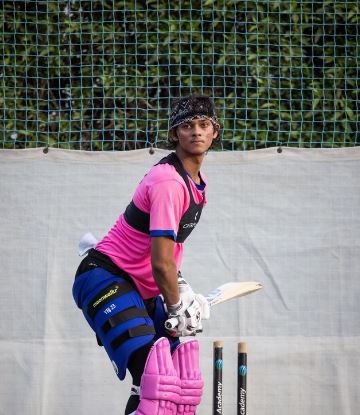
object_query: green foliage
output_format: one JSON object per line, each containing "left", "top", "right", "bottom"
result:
{"left": 1, "top": 0, "right": 359, "bottom": 150}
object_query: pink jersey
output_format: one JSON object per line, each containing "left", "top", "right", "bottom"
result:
{"left": 96, "top": 161, "right": 207, "bottom": 299}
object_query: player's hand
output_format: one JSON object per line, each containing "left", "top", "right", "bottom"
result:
{"left": 177, "top": 271, "right": 210, "bottom": 320}
{"left": 165, "top": 299, "right": 202, "bottom": 337}
{"left": 177, "top": 271, "right": 196, "bottom": 305}
{"left": 194, "top": 293, "right": 210, "bottom": 320}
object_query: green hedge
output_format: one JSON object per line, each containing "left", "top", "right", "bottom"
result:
{"left": 1, "top": 0, "right": 359, "bottom": 150}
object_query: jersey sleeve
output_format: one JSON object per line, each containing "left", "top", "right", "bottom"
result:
{"left": 148, "top": 179, "right": 188, "bottom": 240}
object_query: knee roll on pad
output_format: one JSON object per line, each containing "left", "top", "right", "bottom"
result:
{"left": 136, "top": 337, "right": 180, "bottom": 415}
{"left": 172, "top": 340, "right": 204, "bottom": 415}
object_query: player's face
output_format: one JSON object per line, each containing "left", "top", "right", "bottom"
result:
{"left": 175, "top": 117, "right": 219, "bottom": 155}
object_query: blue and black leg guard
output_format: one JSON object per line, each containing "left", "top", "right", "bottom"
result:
{"left": 73, "top": 267, "right": 156, "bottom": 380}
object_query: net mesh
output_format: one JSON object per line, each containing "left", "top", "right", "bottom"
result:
{"left": 1, "top": 1, "right": 359, "bottom": 151}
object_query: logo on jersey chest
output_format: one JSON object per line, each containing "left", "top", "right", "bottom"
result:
{"left": 182, "top": 211, "right": 200, "bottom": 229}
{"left": 182, "top": 222, "right": 197, "bottom": 229}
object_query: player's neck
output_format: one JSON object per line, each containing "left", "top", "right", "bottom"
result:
{"left": 175, "top": 149, "right": 204, "bottom": 184}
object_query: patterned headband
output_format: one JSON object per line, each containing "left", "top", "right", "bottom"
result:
{"left": 169, "top": 95, "right": 218, "bottom": 130}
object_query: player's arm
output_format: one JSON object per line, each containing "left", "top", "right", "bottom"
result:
{"left": 151, "top": 235, "right": 180, "bottom": 306}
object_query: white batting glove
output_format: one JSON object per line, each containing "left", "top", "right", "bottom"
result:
{"left": 177, "top": 271, "right": 196, "bottom": 305}
{"left": 177, "top": 271, "right": 210, "bottom": 320}
{"left": 194, "top": 293, "right": 210, "bottom": 320}
{"left": 165, "top": 299, "right": 202, "bottom": 337}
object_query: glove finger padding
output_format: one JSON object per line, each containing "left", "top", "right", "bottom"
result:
{"left": 166, "top": 299, "right": 201, "bottom": 337}
{"left": 194, "top": 294, "right": 210, "bottom": 320}
{"left": 183, "top": 300, "right": 201, "bottom": 329}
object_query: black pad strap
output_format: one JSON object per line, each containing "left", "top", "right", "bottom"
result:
{"left": 87, "top": 281, "right": 134, "bottom": 320}
{"left": 111, "top": 324, "right": 155, "bottom": 351}
{"left": 123, "top": 152, "right": 196, "bottom": 235}
{"left": 102, "top": 307, "right": 149, "bottom": 334}
{"left": 123, "top": 200, "right": 150, "bottom": 234}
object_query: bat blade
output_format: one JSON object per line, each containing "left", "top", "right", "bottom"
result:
{"left": 205, "top": 281, "right": 262, "bottom": 307}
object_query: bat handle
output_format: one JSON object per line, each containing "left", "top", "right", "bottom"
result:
{"left": 165, "top": 317, "right": 179, "bottom": 330}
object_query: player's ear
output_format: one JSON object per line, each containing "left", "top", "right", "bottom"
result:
{"left": 169, "top": 128, "right": 179, "bottom": 143}
{"left": 212, "top": 123, "right": 220, "bottom": 140}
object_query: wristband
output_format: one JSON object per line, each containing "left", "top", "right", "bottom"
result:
{"left": 167, "top": 299, "right": 183, "bottom": 314}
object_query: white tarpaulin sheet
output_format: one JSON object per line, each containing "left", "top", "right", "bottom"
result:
{"left": 0, "top": 147, "right": 359, "bottom": 415}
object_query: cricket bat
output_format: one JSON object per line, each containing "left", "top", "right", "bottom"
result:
{"left": 205, "top": 281, "right": 262, "bottom": 307}
{"left": 165, "top": 281, "right": 262, "bottom": 330}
